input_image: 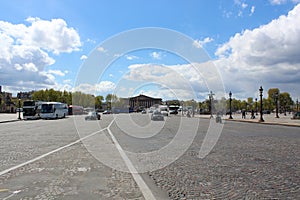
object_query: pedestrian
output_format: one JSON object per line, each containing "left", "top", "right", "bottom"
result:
{"left": 242, "top": 110, "right": 246, "bottom": 119}
{"left": 251, "top": 109, "right": 255, "bottom": 119}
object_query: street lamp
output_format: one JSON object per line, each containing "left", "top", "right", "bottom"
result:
{"left": 229, "top": 91, "right": 233, "bottom": 119}
{"left": 272, "top": 92, "right": 279, "bottom": 118}
{"left": 18, "top": 98, "right": 21, "bottom": 120}
{"left": 208, "top": 91, "right": 215, "bottom": 118}
{"left": 259, "top": 86, "right": 264, "bottom": 122}
{"left": 296, "top": 99, "right": 299, "bottom": 112}
{"left": 255, "top": 98, "right": 258, "bottom": 115}
{"left": 181, "top": 101, "right": 184, "bottom": 116}
{"left": 191, "top": 99, "right": 195, "bottom": 117}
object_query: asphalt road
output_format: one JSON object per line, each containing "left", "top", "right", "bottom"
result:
{"left": 0, "top": 114, "right": 299, "bottom": 199}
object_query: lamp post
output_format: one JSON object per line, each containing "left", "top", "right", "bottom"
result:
{"left": 273, "top": 92, "right": 279, "bottom": 118}
{"left": 296, "top": 99, "right": 299, "bottom": 112}
{"left": 255, "top": 98, "right": 258, "bottom": 115}
{"left": 181, "top": 101, "right": 184, "bottom": 116}
{"left": 259, "top": 86, "right": 264, "bottom": 122}
{"left": 18, "top": 99, "right": 21, "bottom": 120}
{"left": 208, "top": 91, "right": 215, "bottom": 118}
{"left": 191, "top": 99, "right": 195, "bottom": 117}
{"left": 229, "top": 91, "right": 233, "bottom": 119}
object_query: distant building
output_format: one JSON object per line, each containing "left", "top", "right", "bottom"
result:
{"left": 0, "top": 86, "right": 16, "bottom": 113}
{"left": 129, "top": 94, "right": 162, "bottom": 111}
{"left": 17, "top": 91, "right": 34, "bottom": 100}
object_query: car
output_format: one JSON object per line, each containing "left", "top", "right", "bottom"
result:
{"left": 148, "top": 109, "right": 154, "bottom": 113}
{"left": 103, "top": 110, "right": 111, "bottom": 114}
{"left": 141, "top": 109, "right": 147, "bottom": 114}
{"left": 151, "top": 110, "right": 164, "bottom": 121}
{"left": 292, "top": 111, "right": 300, "bottom": 119}
{"left": 85, "top": 111, "right": 101, "bottom": 120}
{"left": 169, "top": 110, "right": 178, "bottom": 115}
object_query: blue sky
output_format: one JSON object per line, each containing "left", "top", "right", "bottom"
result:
{"left": 1, "top": 0, "right": 300, "bottom": 101}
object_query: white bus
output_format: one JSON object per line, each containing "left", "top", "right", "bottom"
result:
{"left": 40, "top": 102, "right": 68, "bottom": 119}
{"left": 159, "top": 105, "right": 169, "bottom": 116}
{"left": 22, "top": 100, "right": 43, "bottom": 120}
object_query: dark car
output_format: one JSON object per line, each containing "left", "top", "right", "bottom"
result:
{"left": 292, "top": 112, "right": 300, "bottom": 119}
{"left": 141, "top": 109, "right": 147, "bottom": 114}
{"left": 169, "top": 109, "right": 178, "bottom": 115}
{"left": 85, "top": 111, "right": 101, "bottom": 120}
{"left": 151, "top": 110, "right": 164, "bottom": 121}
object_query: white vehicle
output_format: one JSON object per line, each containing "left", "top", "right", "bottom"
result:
{"left": 159, "top": 105, "right": 169, "bottom": 116}
{"left": 40, "top": 102, "right": 68, "bottom": 119}
{"left": 22, "top": 100, "right": 43, "bottom": 120}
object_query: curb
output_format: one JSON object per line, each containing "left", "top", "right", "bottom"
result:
{"left": 0, "top": 119, "right": 21, "bottom": 124}
{"left": 225, "top": 119, "right": 300, "bottom": 128}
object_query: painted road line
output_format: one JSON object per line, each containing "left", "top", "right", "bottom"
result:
{"left": 0, "top": 126, "right": 109, "bottom": 177}
{"left": 107, "top": 123, "right": 156, "bottom": 200}
{"left": 2, "top": 190, "right": 21, "bottom": 200}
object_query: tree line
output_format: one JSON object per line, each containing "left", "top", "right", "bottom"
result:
{"left": 30, "top": 88, "right": 297, "bottom": 112}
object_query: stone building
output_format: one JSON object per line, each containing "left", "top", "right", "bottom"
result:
{"left": 129, "top": 94, "right": 162, "bottom": 111}
{"left": 0, "top": 86, "right": 16, "bottom": 113}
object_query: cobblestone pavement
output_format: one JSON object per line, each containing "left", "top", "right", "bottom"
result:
{"left": 148, "top": 120, "right": 300, "bottom": 199}
{"left": 0, "top": 142, "right": 144, "bottom": 200}
{"left": 229, "top": 113, "right": 300, "bottom": 126}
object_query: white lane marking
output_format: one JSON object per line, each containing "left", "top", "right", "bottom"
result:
{"left": 107, "top": 123, "right": 156, "bottom": 200}
{"left": 3, "top": 190, "right": 21, "bottom": 200}
{"left": 0, "top": 125, "right": 110, "bottom": 177}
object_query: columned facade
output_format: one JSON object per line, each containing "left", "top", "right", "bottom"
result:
{"left": 129, "top": 94, "right": 162, "bottom": 111}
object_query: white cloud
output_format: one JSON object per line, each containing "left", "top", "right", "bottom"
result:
{"left": 215, "top": 4, "right": 300, "bottom": 98}
{"left": 74, "top": 81, "right": 116, "bottom": 95}
{"left": 120, "top": 62, "right": 222, "bottom": 100}
{"left": 193, "top": 37, "right": 214, "bottom": 48}
{"left": 97, "top": 46, "right": 106, "bottom": 53}
{"left": 125, "top": 55, "right": 139, "bottom": 60}
{"left": 22, "top": 17, "right": 81, "bottom": 54}
{"left": 80, "top": 55, "right": 88, "bottom": 60}
{"left": 48, "top": 69, "right": 65, "bottom": 76}
{"left": 0, "top": 17, "right": 81, "bottom": 92}
{"left": 150, "top": 51, "right": 163, "bottom": 60}
{"left": 250, "top": 6, "right": 255, "bottom": 16}
{"left": 269, "top": 0, "right": 300, "bottom": 5}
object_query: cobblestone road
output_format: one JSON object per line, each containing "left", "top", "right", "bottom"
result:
{"left": 148, "top": 120, "right": 300, "bottom": 199}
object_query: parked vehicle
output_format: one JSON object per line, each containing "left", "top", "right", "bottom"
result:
{"left": 68, "top": 105, "right": 84, "bottom": 115}
{"left": 159, "top": 105, "right": 169, "bottom": 116}
{"left": 292, "top": 111, "right": 300, "bottom": 119}
{"left": 151, "top": 110, "right": 164, "bottom": 121}
{"left": 141, "top": 109, "right": 147, "bottom": 114}
{"left": 169, "top": 105, "right": 179, "bottom": 115}
{"left": 40, "top": 102, "right": 68, "bottom": 119}
{"left": 85, "top": 111, "right": 101, "bottom": 120}
{"left": 103, "top": 110, "right": 111, "bottom": 114}
{"left": 22, "top": 100, "right": 43, "bottom": 120}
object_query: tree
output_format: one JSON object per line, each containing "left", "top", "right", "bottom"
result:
{"left": 279, "top": 92, "right": 293, "bottom": 114}
{"left": 267, "top": 88, "right": 280, "bottom": 111}
{"left": 95, "top": 95, "right": 104, "bottom": 109}
{"left": 106, "top": 94, "right": 118, "bottom": 109}
{"left": 247, "top": 97, "right": 254, "bottom": 110}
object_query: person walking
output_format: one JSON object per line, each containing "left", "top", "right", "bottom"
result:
{"left": 242, "top": 110, "right": 246, "bottom": 119}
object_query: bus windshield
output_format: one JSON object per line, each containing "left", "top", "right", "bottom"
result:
{"left": 23, "top": 101, "right": 36, "bottom": 107}
{"left": 41, "top": 104, "right": 53, "bottom": 113}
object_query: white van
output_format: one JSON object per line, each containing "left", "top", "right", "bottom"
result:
{"left": 159, "top": 105, "right": 169, "bottom": 116}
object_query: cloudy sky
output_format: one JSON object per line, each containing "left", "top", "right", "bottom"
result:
{"left": 0, "top": 0, "right": 300, "bottom": 101}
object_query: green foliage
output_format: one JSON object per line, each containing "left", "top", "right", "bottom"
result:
{"left": 95, "top": 95, "right": 104, "bottom": 109}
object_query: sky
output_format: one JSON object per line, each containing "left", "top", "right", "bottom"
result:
{"left": 0, "top": 0, "right": 300, "bottom": 101}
